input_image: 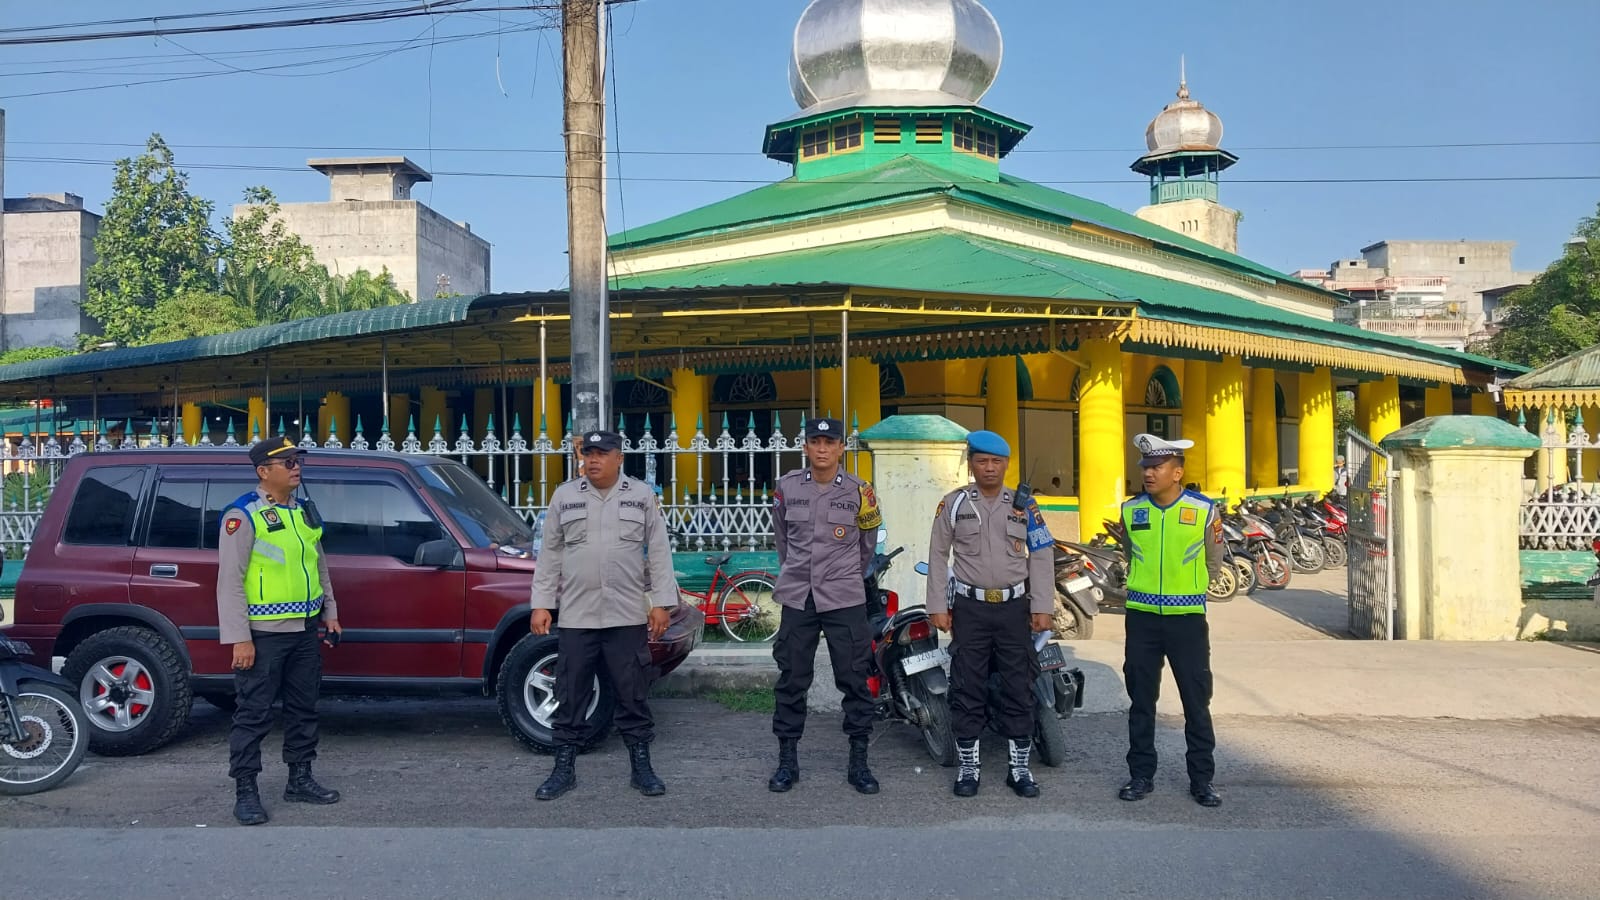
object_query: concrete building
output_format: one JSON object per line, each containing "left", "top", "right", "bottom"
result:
{"left": 0, "top": 110, "right": 102, "bottom": 351}
{"left": 245, "top": 157, "right": 491, "bottom": 301}
{"left": 1297, "top": 240, "right": 1541, "bottom": 351}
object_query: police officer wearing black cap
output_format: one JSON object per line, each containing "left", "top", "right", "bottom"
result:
{"left": 217, "top": 436, "right": 342, "bottom": 826}
{"left": 925, "top": 430, "right": 1056, "bottom": 798}
{"left": 767, "top": 416, "right": 884, "bottom": 795}
{"left": 530, "top": 429, "right": 680, "bottom": 800}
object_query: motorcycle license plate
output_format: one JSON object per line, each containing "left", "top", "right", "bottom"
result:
{"left": 1064, "top": 576, "right": 1094, "bottom": 594}
{"left": 1036, "top": 642, "right": 1067, "bottom": 671}
{"left": 901, "top": 647, "right": 950, "bottom": 676}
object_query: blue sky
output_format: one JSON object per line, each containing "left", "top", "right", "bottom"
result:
{"left": 1, "top": 0, "right": 1594, "bottom": 291}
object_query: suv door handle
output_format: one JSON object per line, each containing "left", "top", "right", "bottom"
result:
{"left": 150, "top": 564, "right": 179, "bottom": 578}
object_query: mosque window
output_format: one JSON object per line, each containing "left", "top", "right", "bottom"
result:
{"left": 953, "top": 121, "right": 975, "bottom": 152}
{"left": 976, "top": 128, "right": 998, "bottom": 158}
{"left": 832, "top": 119, "right": 863, "bottom": 153}
{"left": 801, "top": 128, "right": 830, "bottom": 159}
{"left": 873, "top": 118, "right": 901, "bottom": 143}
{"left": 915, "top": 119, "right": 943, "bottom": 143}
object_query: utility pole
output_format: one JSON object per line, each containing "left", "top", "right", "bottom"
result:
{"left": 563, "top": 0, "right": 608, "bottom": 436}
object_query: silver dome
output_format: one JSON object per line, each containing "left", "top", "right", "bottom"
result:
{"left": 1143, "top": 80, "right": 1225, "bottom": 154}
{"left": 789, "top": 0, "right": 1003, "bottom": 114}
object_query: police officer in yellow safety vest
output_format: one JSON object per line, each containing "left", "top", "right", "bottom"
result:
{"left": 217, "top": 436, "right": 342, "bottom": 826}
{"left": 1118, "top": 433, "right": 1225, "bottom": 809}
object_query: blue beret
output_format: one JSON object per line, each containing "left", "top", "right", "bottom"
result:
{"left": 966, "top": 430, "right": 1011, "bottom": 458}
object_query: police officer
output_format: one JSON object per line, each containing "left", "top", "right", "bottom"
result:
{"left": 1117, "top": 433, "right": 1225, "bottom": 808}
{"left": 530, "top": 430, "right": 680, "bottom": 800}
{"left": 768, "top": 417, "right": 884, "bottom": 795}
{"left": 925, "top": 431, "right": 1055, "bottom": 798}
{"left": 218, "top": 436, "right": 342, "bottom": 827}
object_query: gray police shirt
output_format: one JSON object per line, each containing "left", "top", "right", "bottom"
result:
{"left": 530, "top": 475, "right": 680, "bottom": 628}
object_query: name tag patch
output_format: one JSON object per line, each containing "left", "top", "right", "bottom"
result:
{"left": 261, "top": 508, "right": 285, "bottom": 532}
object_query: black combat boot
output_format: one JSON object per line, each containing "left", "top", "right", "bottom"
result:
{"left": 626, "top": 740, "right": 666, "bottom": 796}
{"left": 284, "top": 763, "right": 340, "bottom": 804}
{"left": 846, "top": 735, "right": 880, "bottom": 795}
{"left": 233, "top": 775, "right": 269, "bottom": 826}
{"left": 536, "top": 745, "right": 578, "bottom": 801}
{"left": 1004, "top": 738, "right": 1040, "bottom": 798}
{"left": 953, "top": 738, "right": 980, "bottom": 797}
{"left": 767, "top": 737, "right": 800, "bottom": 792}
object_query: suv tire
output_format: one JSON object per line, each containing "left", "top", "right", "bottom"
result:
{"left": 496, "top": 634, "right": 614, "bottom": 754}
{"left": 63, "top": 626, "right": 193, "bottom": 756}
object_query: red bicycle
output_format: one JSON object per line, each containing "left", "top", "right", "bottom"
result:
{"left": 681, "top": 553, "right": 781, "bottom": 642}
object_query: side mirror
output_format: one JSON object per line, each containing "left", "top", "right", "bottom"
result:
{"left": 414, "top": 538, "right": 465, "bottom": 569}
{"left": 914, "top": 561, "right": 930, "bottom": 576}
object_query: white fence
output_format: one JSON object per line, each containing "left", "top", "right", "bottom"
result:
{"left": 0, "top": 414, "right": 866, "bottom": 559}
{"left": 1519, "top": 410, "right": 1600, "bottom": 551}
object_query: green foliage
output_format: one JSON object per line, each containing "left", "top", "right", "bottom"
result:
{"left": 0, "top": 346, "right": 73, "bottom": 366}
{"left": 704, "top": 688, "right": 777, "bottom": 713}
{"left": 1474, "top": 202, "right": 1600, "bottom": 367}
{"left": 82, "top": 134, "right": 221, "bottom": 347}
{"left": 79, "top": 141, "right": 417, "bottom": 348}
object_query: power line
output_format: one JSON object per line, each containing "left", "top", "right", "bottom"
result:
{"left": 7, "top": 138, "right": 1597, "bottom": 157}
{"left": 8, "top": 155, "right": 1596, "bottom": 187}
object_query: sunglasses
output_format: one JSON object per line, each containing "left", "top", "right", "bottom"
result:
{"left": 264, "top": 456, "right": 303, "bottom": 470}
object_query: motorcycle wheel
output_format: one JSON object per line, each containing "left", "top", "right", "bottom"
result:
{"left": 1233, "top": 557, "right": 1257, "bottom": 594}
{"left": 1033, "top": 697, "right": 1069, "bottom": 768}
{"left": 1322, "top": 537, "right": 1348, "bottom": 569}
{"left": 1257, "top": 551, "right": 1293, "bottom": 590}
{"left": 0, "top": 684, "right": 89, "bottom": 796}
{"left": 1289, "top": 535, "right": 1326, "bottom": 574}
{"left": 908, "top": 673, "right": 956, "bottom": 767}
{"left": 1051, "top": 590, "right": 1095, "bottom": 640}
{"left": 1207, "top": 564, "right": 1238, "bottom": 602}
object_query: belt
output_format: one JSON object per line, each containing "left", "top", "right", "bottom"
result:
{"left": 951, "top": 579, "right": 1027, "bottom": 603}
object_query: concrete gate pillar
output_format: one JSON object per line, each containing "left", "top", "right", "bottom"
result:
{"left": 1381, "top": 416, "right": 1538, "bottom": 639}
{"left": 858, "top": 415, "right": 971, "bottom": 608}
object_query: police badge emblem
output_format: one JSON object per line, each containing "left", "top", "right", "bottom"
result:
{"left": 833, "top": 525, "right": 848, "bottom": 539}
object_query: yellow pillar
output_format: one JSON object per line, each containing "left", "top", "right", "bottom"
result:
{"left": 1546, "top": 407, "right": 1570, "bottom": 486}
{"left": 1298, "top": 368, "right": 1335, "bottom": 494}
{"left": 1470, "top": 392, "right": 1498, "bottom": 417}
{"left": 419, "top": 387, "right": 449, "bottom": 443}
{"left": 247, "top": 396, "right": 267, "bottom": 442}
{"left": 1077, "top": 339, "right": 1124, "bottom": 541}
{"left": 816, "top": 366, "right": 843, "bottom": 420}
{"left": 533, "top": 378, "right": 565, "bottom": 496}
{"left": 670, "top": 368, "right": 711, "bottom": 493}
{"left": 1355, "top": 382, "right": 1372, "bottom": 435}
{"left": 846, "top": 357, "right": 881, "bottom": 481}
{"left": 1424, "top": 383, "right": 1454, "bottom": 418}
{"left": 1180, "top": 359, "right": 1209, "bottom": 490}
{"left": 181, "top": 402, "right": 203, "bottom": 444}
{"left": 1206, "top": 355, "right": 1246, "bottom": 505}
{"left": 388, "top": 392, "right": 411, "bottom": 437}
{"left": 1367, "top": 376, "right": 1401, "bottom": 443}
{"left": 320, "top": 391, "right": 351, "bottom": 445}
{"left": 1582, "top": 406, "right": 1600, "bottom": 482}
{"left": 984, "top": 356, "right": 1021, "bottom": 487}
{"left": 1249, "top": 367, "right": 1279, "bottom": 489}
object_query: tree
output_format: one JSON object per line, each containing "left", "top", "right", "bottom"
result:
{"left": 140, "top": 290, "right": 258, "bottom": 344}
{"left": 0, "top": 346, "right": 73, "bottom": 366}
{"left": 83, "top": 134, "right": 221, "bottom": 347}
{"left": 1474, "top": 202, "right": 1600, "bottom": 367}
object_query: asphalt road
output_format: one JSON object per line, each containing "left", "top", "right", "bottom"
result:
{"left": 5, "top": 696, "right": 1599, "bottom": 898}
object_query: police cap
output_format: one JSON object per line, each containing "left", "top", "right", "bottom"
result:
{"left": 249, "top": 435, "right": 307, "bottom": 468}
{"left": 966, "top": 430, "right": 1011, "bottom": 458}
{"left": 804, "top": 417, "right": 844, "bottom": 441}
{"left": 1134, "top": 432, "right": 1193, "bottom": 468}
{"left": 580, "top": 430, "right": 623, "bottom": 453}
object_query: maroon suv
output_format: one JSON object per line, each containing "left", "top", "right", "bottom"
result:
{"left": 6, "top": 449, "right": 703, "bottom": 756}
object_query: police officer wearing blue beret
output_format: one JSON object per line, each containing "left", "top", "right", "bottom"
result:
{"left": 925, "top": 430, "right": 1055, "bottom": 797}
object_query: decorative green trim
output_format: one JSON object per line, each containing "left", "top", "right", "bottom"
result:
{"left": 1379, "top": 415, "right": 1540, "bottom": 451}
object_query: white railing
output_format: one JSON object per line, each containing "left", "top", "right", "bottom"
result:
{"left": 1519, "top": 409, "right": 1600, "bottom": 550}
{"left": 0, "top": 413, "right": 868, "bottom": 560}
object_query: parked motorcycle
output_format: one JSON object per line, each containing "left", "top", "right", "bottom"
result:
{"left": 865, "top": 548, "right": 957, "bottom": 766}
{"left": 1, "top": 635, "right": 89, "bottom": 795}
{"left": 1252, "top": 496, "right": 1326, "bottom": 574}
{"left": 1225, "top": 504, "right": 1293, "bottom": 589}
{"left": 1051, "top": 553, "right": 1100, "bottom": 640}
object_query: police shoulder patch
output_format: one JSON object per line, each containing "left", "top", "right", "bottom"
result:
{"left": 224, "top": 516, "right": 242, "bottom": 536}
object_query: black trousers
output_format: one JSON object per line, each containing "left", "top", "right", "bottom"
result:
{"left": 228, "top": 619, "right": 322, "bottom": 780}
{"left": 950, "top": 595, "right": 1034, "bottom": 741}
{"left": 554, "top": 625, "right": 653, "bottom": 746}
{"left": 771, "top": 593, "right": 874, "bottom": 740}
{"left": 1124, "top": 609, "right": 1216, "bottom": 785}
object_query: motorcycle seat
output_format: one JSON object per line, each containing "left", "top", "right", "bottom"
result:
{"left": 703, "top": 553, "right": 733, "bottom": 567}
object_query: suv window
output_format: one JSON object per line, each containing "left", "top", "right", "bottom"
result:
{"left": 306, "top": 477, "right": 447, "bottom": 563}
{"left": 63, "top": 466, "right": 148, "bottom": 546}
{"left": 202, "top": 480, "right": 258, "bottom": 550}
{"left": 145, "top": 480, "right": 204, "bottom": 549}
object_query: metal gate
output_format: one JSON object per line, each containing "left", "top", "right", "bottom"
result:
{"left": 1346, "top": 429, "right": 1396, "bottom": 639}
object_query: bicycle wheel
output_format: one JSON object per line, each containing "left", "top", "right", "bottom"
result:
{"left": 717, "top": 572, "right": 782, "bottom": 642}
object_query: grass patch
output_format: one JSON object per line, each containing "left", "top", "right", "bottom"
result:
{"left": 706, "top": 687, "right": 776, "bottom": 714}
